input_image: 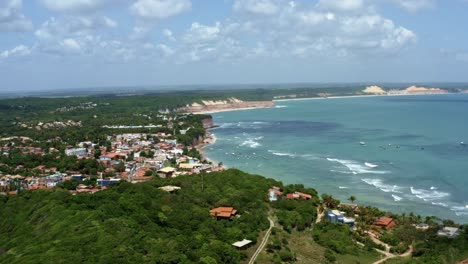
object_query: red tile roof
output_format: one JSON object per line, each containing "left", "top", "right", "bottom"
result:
{"left": 209, "top": 207, "right": 237, "bottom": 218}
{"left": 373, "top": 217, "right": 395, "bottom": 230}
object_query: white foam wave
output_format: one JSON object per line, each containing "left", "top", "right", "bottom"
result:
{"left": 330, "top": 169, "right": 354, "bottom": 174}
{"left": 365, "top": 162, "right": 379, "bottom": 168}
{"left": 362, "top": 178, "right": 403, "bottom": 193}
{"left": 270, "top": 151, "right": 293, "bottom": 157}
{"left": 327, "top": 158, "right": 389, "bottom": 174}
{"left": 430, "top": 186, "right": 438, "bottom": 190}
{"left": 240, "top": 139, "right": 261, "bottom": 148}
{"left": 410, "top": 187, "right": 450, "bottom": 202}
{"left": 451, "top": 205, "right": 468, "bottom": 216}
{"left": 392, "top": 195, "right": 403, "bottom": 202}
{"left": 275, "top": 105, "right": 288, "bottom": 108}
{"left": 339, "top": 186, "right": 349, "bottom": 189}
{"left": 268, "top": 150, "right": 319, "bottom": 160}
{"left": 431, "top": 202, "right": 449, "bottom": 207}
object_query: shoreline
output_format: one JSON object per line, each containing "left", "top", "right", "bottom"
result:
{"left": 188, "top": 92, "right": 458, "bottom": 115}
{"left": 273, "top": 92, "right": 452, "bottom": 102}
{"left": 190, "top": 106, "right": 273, "bottom": 115}
{"left": 197, "top": 94, "right": 468, "bottom": 223}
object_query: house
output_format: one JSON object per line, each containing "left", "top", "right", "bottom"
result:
{"left": 209, "top": 207, "right": 237, "bottom": 219}
{"left": 326, "top": 210, "right": 355, "bottom": 227}
{"left": 373, "top": 217, "right": 395, "bottom": 230}
{"left": 178, "top": 163, "right": 202, "bottom": 171}
{"left": 97, "top": 178, "right": 120, "bottom": 187}
{"left": 65, "top": 148, "right": 87, "bottom": 157}
{"left": 158, "top": 185, "right": 181, "bottom": 193}
{"left": 157, "top": 167, "right": 176, "bottom": 178}
{"left": 437, "top": 227, "right": 460, "bottom": 238}
{"left": 295, "top": 191, "right": 312, "bottom": 200}
{"left": 285, "top": 191, "right": 312, "bottom": 200}
{"left": 413, "top": 223, "right": 430, "bottom": 230}
{"left": 232, "top": 239, "right": 252, "bottom": 250}
{"left": 268, "top": 188, "right": 281, "bottom": 202}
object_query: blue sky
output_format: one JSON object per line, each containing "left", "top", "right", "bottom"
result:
{"left": 1, "top": 0, "right": 468, "bottom": 91}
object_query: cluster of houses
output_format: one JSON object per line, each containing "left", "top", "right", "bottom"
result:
{"left": 1, "top": 128, "right": 221, "bottom": 195}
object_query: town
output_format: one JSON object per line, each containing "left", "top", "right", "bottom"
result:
{"left": 0, "top": 113, "right": 220, "bottom": 195}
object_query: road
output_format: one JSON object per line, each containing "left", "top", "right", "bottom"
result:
{"left": 370, "top": 234, "right": 413, "bottom": 264}
{"left": 248, "top": 217, "right": 274, "bottom": 264}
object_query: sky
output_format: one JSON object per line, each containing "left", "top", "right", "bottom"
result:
{"left": 1, "top": 0, "right": 468, "bottom": 91}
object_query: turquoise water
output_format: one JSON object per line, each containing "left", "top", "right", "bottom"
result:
{"left": 205, "top": 94, "right": 468, "bottom": 223}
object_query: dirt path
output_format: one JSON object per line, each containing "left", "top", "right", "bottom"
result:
{"left": 371, "top": 235, "right": 413, "bottom": 264}
{"left": 249, "top": 217, "right": 274, "bottom": 264}
{"left": 316, "top": 207, "right": 324, "bottom": 224}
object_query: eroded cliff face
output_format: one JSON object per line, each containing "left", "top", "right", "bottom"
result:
{"left": 180, "top": 97, "right": 274, "bottom": 114}
{"left": 201, "top": 117, "right": 214, "bottom": 129}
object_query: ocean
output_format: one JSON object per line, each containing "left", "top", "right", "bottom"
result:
{"left": 204, "top": 94, "right": 468, "bottom": 223}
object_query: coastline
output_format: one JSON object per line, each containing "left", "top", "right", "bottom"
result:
{"left": 191, "top": 106, "right": 272, "bottom": 115}
{"left": 273, "top": 92, "right": 451, "bottom": 102}
{"left": 197, "top": 93, "right": 468, "bottom": 223}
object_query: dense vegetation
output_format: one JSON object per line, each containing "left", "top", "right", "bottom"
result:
{"left": 0, "top": 169, "right": 279, "bottom": 263}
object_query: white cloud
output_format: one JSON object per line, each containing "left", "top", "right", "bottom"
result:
{"left": 0, "top": 0, "right": 32, "bottom": 32}
{"left": 39, "top": 0, "right": 114, "bottom": 13}
{"left": 163, "top": 29, "right": 176, "bottom": 41}
{"left": 130, "top": 0, "right": 191, "bottom": 20}
{"left": 390, "top": 0, "right": 436, "bottom": 13}
{"left": 157, "top": 44, "right": 175, "bottom": 57}
{"left": 317, "top": 0, "right": 365, "bottom": 12}
{"left": 35, "top": 16, "right": 117, "bottom": 40}
{"left": 234, "top": 0, "right": 279, "bottom": 15}
{"left": 0, "top": 45, "right": 32, "bottom": 59}
{"left": 60, "top": 38, "right": 82, "bottom": 52}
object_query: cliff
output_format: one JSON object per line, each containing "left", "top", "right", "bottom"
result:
{"left": 180, "top": 97, "right": 274, "bottom": 114}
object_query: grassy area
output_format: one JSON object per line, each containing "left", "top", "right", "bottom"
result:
{"left": 336, "top": 251, "right": 382, "bottom": 264}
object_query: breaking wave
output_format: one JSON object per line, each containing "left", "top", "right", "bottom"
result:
{"left": 410, "top": 187, "right": 450, "bottom": 202}
{"left": 240, "top": 136, "right": 263, "bottom": 148}
{"left": 327, "top": 158, "right": 389, "bottom": 174}
{"left": 392, "top": 195, "right": 403, "bottom": 202}
{"left": 268, "top": 150, "right": 319, "bottom": 160}
{"left": 365, "top": 162, "right": 379, "bottom": 168}
{"left": 362, "top": 178, "right": 403, "bottom": 193}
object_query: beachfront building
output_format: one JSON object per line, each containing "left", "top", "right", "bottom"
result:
{"left": 326, "top": 210, "right": 355, "bottom": 227}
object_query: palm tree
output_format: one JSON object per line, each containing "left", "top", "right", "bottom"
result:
{"left": 348, "top": 195, "right": 356, "bottom": 204}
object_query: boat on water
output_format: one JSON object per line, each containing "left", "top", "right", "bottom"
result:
{"left": 360, "top": 142, "right": 366, "bottom": 146}
{"left": 461, "top": 141, "right": 466, "bottom": 146}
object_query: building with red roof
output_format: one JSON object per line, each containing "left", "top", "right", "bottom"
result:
{"left": 209, "top": 207, "right": 238, "bottom": 219}
{"left": 372, "top": 217, "right": 395, "bottom": 230}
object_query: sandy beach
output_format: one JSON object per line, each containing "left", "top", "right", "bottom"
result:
{"left": 273, "top": 92, "right": 451, "bottom": 102}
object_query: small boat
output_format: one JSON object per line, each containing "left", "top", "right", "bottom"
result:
{"left": 360, "top": 142, "right": 366, "bottom": 146}
{"left": 461, "top": 142, "right": 466, "bottom": 146}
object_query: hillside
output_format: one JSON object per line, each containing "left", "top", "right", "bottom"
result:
{"left": 0, "top": 170, "right": 281, "bottom": 263}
